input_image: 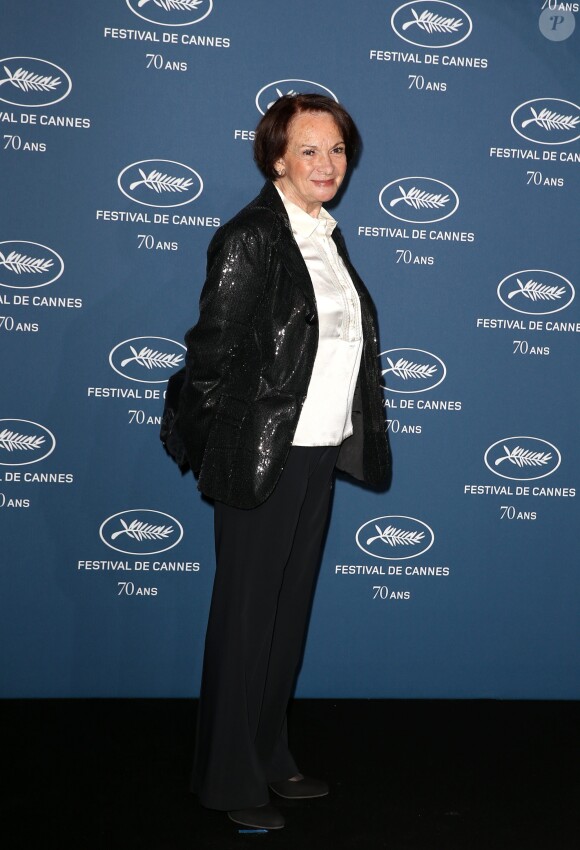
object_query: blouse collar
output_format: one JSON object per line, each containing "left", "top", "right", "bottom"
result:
{"left": 274, "top": 184, "right": 338, "bottom": 239}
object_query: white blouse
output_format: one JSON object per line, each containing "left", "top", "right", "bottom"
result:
{"left": 276, "top": 187, "right": 363, "bottom": 446}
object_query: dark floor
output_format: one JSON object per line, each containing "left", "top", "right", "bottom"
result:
{"left": 1, "top": 699, "right": 578, "bottom": 849}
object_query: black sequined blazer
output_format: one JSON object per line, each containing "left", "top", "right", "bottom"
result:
{"left": 167, "top": 180, "right": 390, "bottom": 509}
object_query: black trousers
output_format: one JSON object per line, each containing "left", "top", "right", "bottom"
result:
{"left": 191, "top": 445, "right": 340, "bottom": 811}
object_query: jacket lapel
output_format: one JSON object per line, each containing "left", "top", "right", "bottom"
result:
{"left": 333, "top": 226, "right": 375, "bottom": 313}
{"left": 253, "top": 182, "right": 317, "bottom": 312}
{"left": 252, "top": 182, "right": 372, "bottom": 321}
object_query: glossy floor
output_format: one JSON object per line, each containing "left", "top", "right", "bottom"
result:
{"left": 2, "top": 699, "right": 578, "bottom": 849}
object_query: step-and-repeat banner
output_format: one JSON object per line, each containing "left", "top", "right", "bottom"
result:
{"left": 1, "top": 1, "right": 579, "bottom": 699}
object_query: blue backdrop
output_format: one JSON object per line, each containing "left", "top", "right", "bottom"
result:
{"left": 1, "top": 0, "right": 579, "bottom": 699}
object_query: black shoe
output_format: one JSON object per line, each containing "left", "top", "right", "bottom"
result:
{"left": 269, "top": 775, "right": 329, "bottom": 799}
{"left": 227, "top": 803, "right": 285, "bottom": 829}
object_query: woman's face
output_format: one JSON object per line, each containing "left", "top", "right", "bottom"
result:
{"left": 274, "top": 111, "right": 347, "bottom": 217}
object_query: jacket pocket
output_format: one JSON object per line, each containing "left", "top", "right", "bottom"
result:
{"left": 213, "top": 393, "right": 249, "bottom": 427}
{"left": 202, "top": 393, "right": 248, "bottom": 462}
{"left": 198, "top": 394, "right": 249, "bottom": 499}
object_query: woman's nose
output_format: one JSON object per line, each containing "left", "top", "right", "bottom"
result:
{"left": 316, "top": 152, "right": 334, "bottom": 172}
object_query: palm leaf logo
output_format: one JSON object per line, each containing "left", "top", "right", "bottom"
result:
{"left": 389, "top": 186, "right": 449, "bottom": 209}
{"left": 0, "top": 250, "right": 53, "bottom": 275}
{"left": 119, "top": 346, "right": 184, "bottom": 369}
{"left": 0, "top": 429, "right": 45, "bottom": 452}
{"left": 521, "top": 107, "right": 579, "bottom": 131}
{"left": 0, "top": 65, "right": 61, "bottom": 92}
{"left": 507, "top": 279, "right": 565, "bottom": 302}
{"left": 401, "top": 9, "right": 463, "bottom": 33}
{"left": 110, "top": 519, "right": 174, "bottom": 541}
{"left": 267, "top": 87, "right": 298, "bottom": 110}
{"left": 138, "top": 0, "right": 202, "bottom": 9}
{"left": 129, "top": 169, "right": 194, "bottom": 194}
{"left": 382, "top": 357, "right": 437, "bottom": 381}
{"left": 494, "top": 446, "right": 552, "bottom": 468}
{"left": 366, "top": 524, "right": 425, "bottom": 547}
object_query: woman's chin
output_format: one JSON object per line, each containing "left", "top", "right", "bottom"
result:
{"left": 311, "top": 183, "right": 339, "bottom": 203}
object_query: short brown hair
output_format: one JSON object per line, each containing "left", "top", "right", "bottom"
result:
{"left": 253, "top": 93, "right": 360, "bottom": 181}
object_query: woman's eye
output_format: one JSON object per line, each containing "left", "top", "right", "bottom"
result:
{"left": 302, "top": 149, "right": 315, "bottom": 156}
{"left": 332, "top": 147, "right": 345, "bottom": 155}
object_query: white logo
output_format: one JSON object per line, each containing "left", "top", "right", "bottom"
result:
{"left": 379, "top": 348, "right": 446, "bottom": 394}
{"left": 255, "top": 79, "right": 338, "bottom": 115}
{"left": 391, "top": 2, "right": 472, "bottom": 48}
{"left": 538, "top": 8, "right": 576, "bottom": 43}
{"left": 511, "top": 99, "right": 580, "bottom": 145}
{"left": 126, "top": 0, "right": 213, "bottom": 27}
{"left": 0, "top": 419, "right": 56, "bottom": 466}
{"left": 109, "top": 337, "right": 185, "bottom": 383}
{"left": 356, "top": 515, "right": 434, "bottom": 560}
{"left": 100, "top": 509, "right": 183, "bottom": 555}
{"left": 0, "top": 57, "right": 72, "bottom": 107}
{"left": 117, "top": 160, "right": 203, "bottom": 208}
{"left": 0, "top": 241, "right": 64, "bottom": 290}
{"left": 484, "top": 437, "right": 561, "bottom": 482}
{"left": 379, "top": 177, "right": 459, "bottom": 224}
{"left": 497, "top": 270, "right": 574, "bottom": 316}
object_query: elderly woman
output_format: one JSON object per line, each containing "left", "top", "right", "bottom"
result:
{"left": 165, "top": 93, "right": 390, "bottom": 830}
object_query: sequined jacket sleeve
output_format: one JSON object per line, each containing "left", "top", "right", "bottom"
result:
{"left": 174, "top": 213, "right": 275, "bottom": 478}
